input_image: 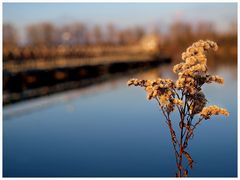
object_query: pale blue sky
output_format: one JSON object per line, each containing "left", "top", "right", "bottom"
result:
{"left": 3, "top": 3, "right": 237, "bottom": 40}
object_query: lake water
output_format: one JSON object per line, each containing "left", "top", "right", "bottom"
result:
{"left": 3, "top": 63, "right": 237, "bottom": 177}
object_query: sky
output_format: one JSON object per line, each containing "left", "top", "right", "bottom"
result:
{"left": 3, "top": 3, "right": 237, "bottom": 41}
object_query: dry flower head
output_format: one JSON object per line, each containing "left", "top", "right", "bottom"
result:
{"left": 127, "top": 40, "right": 229, "bottom": 177}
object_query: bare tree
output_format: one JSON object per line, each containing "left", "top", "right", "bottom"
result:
{"left": 41, "top": 23, "right": 55, "bottom": 46}
{"left": 93, "top": 25, "right": 103, "bottom": 45}
{"left": 133, "top": 26, "right": 146, "bottom": 42}
{"left": 3, "top": 23, "right": 19, "bottom": 47}
{"left": 72, "top": 23, "right": 88, "bottom": 45}
{"left": 26, "top": 24, "right": 41, "bottom": 46}
{"left": 106, "top": 23, "right": 117, "bottom": 45}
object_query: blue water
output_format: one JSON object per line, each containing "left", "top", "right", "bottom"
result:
{"left": 3, "top": 64, "right": 237, "bottom": 177}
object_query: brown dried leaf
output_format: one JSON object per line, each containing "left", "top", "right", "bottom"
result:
{"left": 183, "top": 151, "right": 194, "bottom": 169}
{"left": 176, "top": 172, "right": 181, "bottom": 177}
{"left": 183, "top": 170, "right": 188, "bottom": 177}
{"left": 185, "top": 124, "right": 193, "bottom": 136}
{"left": 170, "top": 129, "right": 177, "bottom": 144}
{"left": 179, "top": 121, "right": 185, "bottom": 129}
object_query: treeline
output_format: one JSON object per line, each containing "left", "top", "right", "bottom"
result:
{"left": 161, "top": 21, "right": 237, "bottom": 62}
{"left": 3, "top": 22, "right": 149, "bottom": 47}
{"left": 3, "top": 21, "right": 237, "bottom": 63}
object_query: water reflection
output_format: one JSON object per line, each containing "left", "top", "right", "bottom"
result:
{"left": 3, "top": 62, "right": 237, "bottom": 177}
{"left": 3, "top": 66, "right": 167, "bottom": 120}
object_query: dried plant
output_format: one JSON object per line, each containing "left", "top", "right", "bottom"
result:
{"left": 127, "top": 40, "right": 229, "bottom": 177}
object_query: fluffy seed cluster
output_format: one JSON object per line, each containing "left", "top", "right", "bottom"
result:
{"left": 128, "top": 40, "right": 229, "bottom": 118}
{"left": 173, "top": 40, "right": 221, "bottom": 95}
{"left": 127, "top": 78, "right": 179, "bottom": 112}
{"left": 206, "top": 75, "right": 224, "bottom": 84}
{"left": 173, "top": 99, "right": 184, "bottom": 106}
{"left": 127, "top": 78, "right": 174, "bottom": 100}
{"left": 200, "top": 105, "right": 229, "bottom": 119}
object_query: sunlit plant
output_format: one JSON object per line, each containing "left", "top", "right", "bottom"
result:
{"left": 127, "top": 40, "right": 229, "bottom": 177}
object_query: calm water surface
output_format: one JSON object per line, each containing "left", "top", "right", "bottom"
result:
{"left": 3, "top": 63, "right": 237, "bottom": 177}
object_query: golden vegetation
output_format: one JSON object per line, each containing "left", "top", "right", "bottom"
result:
{"left": 127, "top": 40, "right": 229, "bottom": 177}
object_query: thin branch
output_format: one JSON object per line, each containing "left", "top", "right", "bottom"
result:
{"left": 183, "top": 117, "right": 204, "bottom": 150}
{"left": 192, "top": 117, "right": 204, "bottom": 131}
{"left": 155, "top": 97, "right": 181, "bottom": 170}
